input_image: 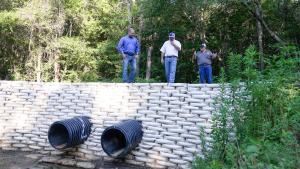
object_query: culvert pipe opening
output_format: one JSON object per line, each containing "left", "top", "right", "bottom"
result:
{"left": 48, "top": 116, "right": 92, "bottom": 150}
{"left": 101, "top": 119, "right": 143, "bottom": 158}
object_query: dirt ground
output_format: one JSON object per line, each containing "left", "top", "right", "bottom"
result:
{"left": 0, "top": 151, "right": 148, "bottom": 169}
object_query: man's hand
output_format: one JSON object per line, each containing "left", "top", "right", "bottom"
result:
{"left": 122, "top": 53, "right": 126, "bottom": 59}
{"left": 134, "top": 55, "right": 139, "bottom": 59}
{"left": 170, "top": 40, "right": 181, "bottom": 51}
{"left": 161, "top": 57, "right": 164, "bottom": 64}
{"left": 212, "top": 53, "right": 217, "bottom": 59}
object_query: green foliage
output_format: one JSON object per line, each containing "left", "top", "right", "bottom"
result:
{"left": 137, "top": 0, "right": 203, "bottom": 83}
{"left": 0, "top": 11, "right": 29, "bottom": 79}
{"left": 0, "top": 0, "right": 129, "bottom": 82}
{"left": 0, "top": 0, "right": 299, "bottom": 82}
{"left": 226, "top": 53, "right": 243, "bottom": 81}
{"left": 95, "top": 40, "right": 122, "bottom": 80}
{"left": 58, "top": 37, "right": 97, "bottom": 82}
{"left": 0, "top": 0, "right": 28, "bottom": 11}
{"left": 226, "top": 45, "right": 260, "bottom": 81}
{"left": 193, "top": 45, "right": 300, "bottom": 169}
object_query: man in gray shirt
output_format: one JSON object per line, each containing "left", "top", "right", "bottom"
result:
{"left": 194, "top": 43, "right": 217, "bottom": 84}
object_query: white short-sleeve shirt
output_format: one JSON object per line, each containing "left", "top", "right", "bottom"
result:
{"left": 160, "top": 40, "right": 181, "bottom": 57}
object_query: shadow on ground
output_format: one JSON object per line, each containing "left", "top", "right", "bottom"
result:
{"left": 0, "top": 151, "right": 148, "bottom": 169}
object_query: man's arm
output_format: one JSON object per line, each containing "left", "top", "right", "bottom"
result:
{"left": 117, "top": 38, "right": 126, "bottom": 58}
{"left": 171, "top": 41, "right": 181, "bottom": 51}
{"left": 161, "top": 52, "right": 165, "bottom": 64}
{"left": 160, "top": 43, "right": 166, "bottom": 64}
{"left": 208, "top": 51, "right": 217, "bottom": 59}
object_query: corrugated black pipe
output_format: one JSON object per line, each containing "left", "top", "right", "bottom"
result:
{"left": 48, "top": 116, "right": 92, "bottom": 150}
{"left": 101, "top": 119, "right": 143, "bottom": 158}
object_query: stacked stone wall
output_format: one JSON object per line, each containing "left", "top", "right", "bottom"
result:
{"left": 0, "top": 81, "right": 221, "bottom": 169}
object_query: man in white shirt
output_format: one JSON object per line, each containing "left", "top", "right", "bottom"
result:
{"left": 160, "top": 32, "right": 181, "bottom": 83}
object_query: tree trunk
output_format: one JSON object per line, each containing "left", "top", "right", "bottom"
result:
{"left": 219, "top": 31, "right": 229, "bottom": 68}
{"left": 136, "top": 13, "right": 144, "bottom": 77}
{"left": 255, "top": 1, "right": 264, "bottom": 70}
{"left": 127, "top": 0, "right": 132, "bottom": 25}
{"left": 54, "top": 53, "right": 60, "bottom": 82}
{"left": 53, "top": 0, "right": 64, "bottom": 82}
{"left": 200, "top": 8, "right": 206, "bottom": 42}
{"left": 259, "top": 13, "right": 284, "bottom": 44}
{"left": 69, "top": 21, "right": 72, "bottom": 37}
{"left": 146, "top": 46, "right": 153, "bottom": 80}
{"left": 243, "top": 1, "right": 284, "bottom": 44}
{"left": 53, "top": 33, "right": 60, "bottom": 82}
{"left": 37, "top": 54, "right": 42, "bottom": 82}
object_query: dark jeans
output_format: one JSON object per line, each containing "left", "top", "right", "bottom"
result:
{"left": 164, "top": 57, "right": 177, "bottom": 83}
{"left": 122, "top": 55, "right": 136, "bottom": 83}
{"left": 199, "top": 65, "right": 213, "bottom": 84}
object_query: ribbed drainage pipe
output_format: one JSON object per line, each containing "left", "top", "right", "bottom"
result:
{"left": 101, "top": 119, "right": 143, "bottom": 158}
{"left": 48, "top": 116, "right": 92, "bottom": 150}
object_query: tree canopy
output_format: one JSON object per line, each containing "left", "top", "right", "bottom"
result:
{"left": 0, "top": 0, "right": 299, "bottom": 83}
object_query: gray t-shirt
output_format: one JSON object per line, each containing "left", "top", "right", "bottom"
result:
{"left": 196, "top": 50, "right": 215, "bottom": 66}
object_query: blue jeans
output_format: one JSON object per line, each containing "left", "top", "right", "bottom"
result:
{"left": 199, "top": 65, "right": 213, "bottom": 84}
{"left": 164, "top": 57, "right": 177, "bottom": 83}
{"left": 122, "top": 55, "right": 136, "bottom": 83}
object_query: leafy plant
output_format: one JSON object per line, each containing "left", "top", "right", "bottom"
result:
{"left": 193, "top": 45, "right": 300, "bottom": 169}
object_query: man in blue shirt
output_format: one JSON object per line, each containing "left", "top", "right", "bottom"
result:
{"left": 117, "top": 28, "right": 140, "bottom": 83}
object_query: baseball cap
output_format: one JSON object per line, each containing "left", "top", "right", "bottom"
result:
{"left": 200, "top": 43, "right": 207, "bottom": 48}
{"left": 169, "top": 32, "right": 175, "bottom": 38}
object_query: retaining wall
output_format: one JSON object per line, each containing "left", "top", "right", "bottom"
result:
{"left": 0, "top": 81, "right": 221, "bottom": 169}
